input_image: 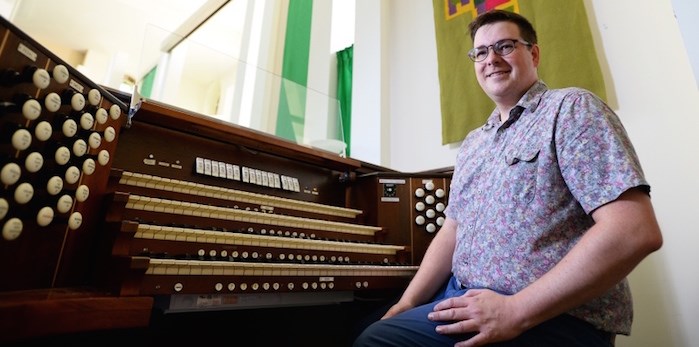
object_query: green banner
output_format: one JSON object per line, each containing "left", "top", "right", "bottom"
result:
{"left": 432, "top": 0, "right": 607, "bottom": 144}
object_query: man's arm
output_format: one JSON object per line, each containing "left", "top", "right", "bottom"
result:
{"left": 429, "top": 188, "right": 663, "bottom": 346}
{"left": 382, "top": 217, "right": 458, "bottom": 319}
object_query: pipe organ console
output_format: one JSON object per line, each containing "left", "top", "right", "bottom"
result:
{"left": 0, "top": 14, "right": 452, "bottom": 343}
{"left": 99, "top": 99, "right": 421, "bottom": 312}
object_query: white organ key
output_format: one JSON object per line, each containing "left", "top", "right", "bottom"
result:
{"left": 34, "top": 121, "right": 52, "bottom": 142}
{"left": 36, "top": 206, "right": 54, "bottom": 227}
{"left": 88, "top": 132, "right": 101, "bottom": 149}
{"left": 14, "top": 182, "right": 34, "bottom": 204}
{"left": 2, "top": 218, "right": 23, "bottom": 241}
{"left": 22, "top": 98, "right": 41, "bottom": 120}
{"left": 87, "top": 89, "right": 101, "bottom": 106}
{"left": 24, "top": 152, "right": 43, "bottom": 173}
{"left": 11, "top": 128, "right": 31, "bottom": 151}
{"left": 97, "top": 149, "right": 110, "bottom": 165}
{"left": 32, "top": 68, "right": 50, "bottom": 89}
{"left": 44, "top": 92, "right": 61, "bottom": 112}
{"left": 52, "top": 65, "right": 69, "bottom": 84}
{"left": 104, "top": 126, "right": 116, "bottom": 142}
{"left": 79, "top": 112, "right": 94, "bottom": 130}
{"left": 54, "top": 146, "right": 71, "bottom": 166}
{"left": 75, "top": 185, "right": 89, "bottom": 202}
{"left": 56, "top": 194, "right": 73, "bottom": 213}
{"left": 61, "top": 119, "right": 77, "bottom": 137}
{"left": 70, "top": 92, "right": 85, "bottom": 111}
{"left": 95, "top": 108, "right": 108, "bottom": 125}
{"left": 0, "top": 198, "right": 8, "bottom": 219}
{"left": 1, "top": 162, "right": 21, "bottom": 185}
{"left": 82, "top": 158, "right": 96, "bottom": 176}
{"left": 65, "top": 166, "right": 80, "bottom": 185}
{"left": 109, "top": 104, "right": 121, "bottom": 120}
{"left": 72, "top": 139, "right": 87, "bottom": 157}
{"left": 68, "top": 211, "right": 82, "bottom": 230}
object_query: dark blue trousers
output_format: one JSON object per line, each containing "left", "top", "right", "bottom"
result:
{"left": 353, "top": 276, "right": 614, "bottom": 347}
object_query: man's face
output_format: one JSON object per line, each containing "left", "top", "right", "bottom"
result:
{"left": 472, "top": 21, "right": 539, "bottom": 106}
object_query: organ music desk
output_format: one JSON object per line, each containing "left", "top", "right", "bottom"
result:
{"left": 0, "top": 15, "right": 452, "bottom": 345}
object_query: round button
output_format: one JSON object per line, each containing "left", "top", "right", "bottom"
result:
{"left": 426, "top": 209, "right": 436, "bottom": 218}
{"left": 436, "top": 216, "right": 445, "bottom": 226}
{"left": 55, "top": 146, "right": 71, "bottom": 165}
{"left": 214, "top": 283, "right": 223, "bottom": 292}
{"left": 87, "top": 89, "right": 101, "bottom": 106}
{"left": 75, "top": 185, "right": 90, "bottom": 202}
{"left": 415, "top": 201, "right": 425, "bottom": 211}
{"left": 79, "top": 112, "right": 94, "bottom": 130}
{"left": 425, "top": 195, "right": 436, "bottom": 205}
{"left": 435, "top": 188, "right": 446, "bottom": 198}
{"left": 109, "top": 104, "right": 121, "bottom": 120}
{"left": 97, "top": 150, "right": 110, "bottom": 165}
{"left": 436, "top": 202, "right": 446, "bottom": 212}
{"left": 56, "top": 194, "right": 73, "bottom": 213}
{"left": 14, "top": 182, "right": 34, "bottom": 204}
{"left": 0, "top": 198, "right": 8, "bottom": 220}
{"left": 72, "top": 139, "right": 87, "bottom": 157}
{"left": 0, "top": 163, "right": 21, "bottom": 186}
{"left": 415, "top": 215, "right": 426, "bottom": 225}
{"left": 425, "top": 181, "right": 435, "bottom": 191}
{"left": 44, "top": 92, "right": 61, "bottom": 112}
{"left": 65, "top": 166, "right": 80, "bottom": 184}
{"left": 34, "top": 121, "right": 53, "bottom": 141}
{"left": 88, "top": 132, "right": 102, "bottom": 149}
{"left": 70, "top": 93, "right": 85, "bottom": 111}
{"left": 32, "top": 68, "right": 50, "bottom": 89}
{"left": 62, "top": 119, "right": 78, "bottom": 137}
{"left": 11, "top": 128, "right": 32, "bottom": 151}
{"left": 22, "top": 99, "right": 41, "bottom": 120}
{"left": 24, "top": 152, "right": 44, "bottom": 173}
{"left": 36, "top": 206, "right": 54, "bottom": 227}
{"left": 227, "top": 283, "right": 235, "bottom": 291}
{"left": 174, "top": 283, "right": 183, "bottom": 292}
{"left": 95, "top": 108, "right": 108, "bottom": 124}
{"left": 46, "top": 176, "right": 64, "bottom": 195}
{"left": 2, "top": 218, "right": 23, "bottom": 241}
{"left": 414, "top": 188, "right": 425, "bottom": 198}
{"left": 426, "top": 223, "right": 437, "bottom": 233}
{"left": 82, "top": 159, "right": 96, "bottom": 176}
{"left": 52, "top": 65, "right": 69, "bottom": 84}
{"left": 103, "top": 126, "right": 116, "bottom": 143}
{"left": 68, "top": 212, "right": 83, "bottom": 229}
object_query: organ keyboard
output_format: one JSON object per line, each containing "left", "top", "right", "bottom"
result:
{"left": 98, "top": 99, "right": 421, "bottom": 311}
{"left": 0, "top": 13, "right": 452, "bottom": 343}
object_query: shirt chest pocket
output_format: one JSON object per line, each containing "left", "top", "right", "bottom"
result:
{"left": 502, "top": 147, "right": 540, "bottom": 204}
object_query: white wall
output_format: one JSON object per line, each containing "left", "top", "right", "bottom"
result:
{"left": 357, "top": 0, "right": 699, "bottom": 345}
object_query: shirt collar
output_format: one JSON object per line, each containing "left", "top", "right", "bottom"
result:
{"left": 482, "top": 80, "right": 548, "bottom": 131}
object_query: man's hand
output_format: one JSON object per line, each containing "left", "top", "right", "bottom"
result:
{"left": 381, "top": 300, "right": 415, "bottom": 320}
{"left": 427, "top": 289, "right": 525, "bottom": 347}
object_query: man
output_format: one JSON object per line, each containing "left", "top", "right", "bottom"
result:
{"left": 353, "top": 9, "right": 662, "bottom": 347}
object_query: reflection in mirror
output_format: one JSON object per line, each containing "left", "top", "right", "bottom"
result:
{"left": 135, "top": 0, "right": 346, "bottom": 157}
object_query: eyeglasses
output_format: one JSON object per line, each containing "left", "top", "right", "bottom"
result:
{"left": 468, "top": 38, "right": 532, "bottom": 62}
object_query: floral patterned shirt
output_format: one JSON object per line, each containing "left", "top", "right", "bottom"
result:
{"left": 445, "top": 80, "right": 648, "bottom": 335}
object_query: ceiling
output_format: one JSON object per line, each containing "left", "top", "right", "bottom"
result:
{"left": 7, "top": 0, "right": 245, "bottom": 86}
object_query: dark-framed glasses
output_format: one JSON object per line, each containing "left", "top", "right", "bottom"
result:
{"left": 468, "top": 38, "right": 532, "bottom": 62}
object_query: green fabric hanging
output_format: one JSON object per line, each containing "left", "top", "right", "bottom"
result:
{"left": 336, "top": 45, "right": 353, "bottom": 157}
{"left": 275, "top": 0, "right": 313, "bottom": 143}
{"left": 432, "top": 0, "right": 607, "bottom": 144}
